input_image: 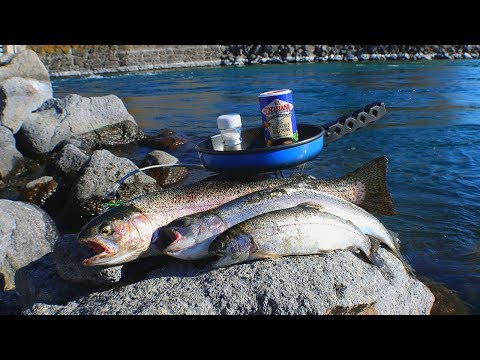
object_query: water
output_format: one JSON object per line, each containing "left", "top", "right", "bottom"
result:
{"left": 52, "top": 61, "right": 480, "bottom": 313}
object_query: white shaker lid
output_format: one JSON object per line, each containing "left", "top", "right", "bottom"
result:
{"left": 217, "top": 113, "right": 242, "bottom": 129}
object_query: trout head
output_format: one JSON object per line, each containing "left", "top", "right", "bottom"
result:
{"left": 162, "top": 213, "right": 227, "bottom": 259}
{"left": 78, "top": 205, "right": 156, "bottom": 266}
{"left": 208, "top": 229, "right": 253, "bottom": 268}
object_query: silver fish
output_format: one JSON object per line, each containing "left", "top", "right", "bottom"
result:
{"left": 209, "top": 203, "right": 373, "bottom": 268}
{"left": 163, "top": 181, "right": 400, "bottom": 260}
{"left": 78, "top": 156, "right": 395, "bottom": 266}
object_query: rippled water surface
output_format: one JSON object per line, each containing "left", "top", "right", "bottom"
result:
{"left": 52, "top": 61, "right": 480, "bottom": 313}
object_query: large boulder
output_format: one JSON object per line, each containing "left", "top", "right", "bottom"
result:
{"left": 15, "top": 94, "right": 141, "bottom": 155}
{"left": 50, "top": 143, "right": 90, "bottom": 181}
{"left": 0, "top": 77, "right": 53, "bottom": 133}
{"left": 68, "top": 149, "right": 158, "bottom": 223}
{"left": 0, "top": 50, "right": 53, "bottom": 133}
{"left": 54, "top": 234, "right": 124, "bottom": 286}
{"left": 0, "top": 199, "right": 58, "bottom": 290}
{"left": 15, "top": 235, "right": 166, "bottom": 306}
{"left": 140, "top": 150, "right": 188, "bottom": 187}
{"left": 14, "top": 253, "right": 95, "bottom": 306}
{"left": 0, "top": 125, "right": 23, "bottom": 181}
{"left": 23, "top": 249, "right": 435, "bottom": 315}
{"left": 0, "top": 49, "right": 50, "bottom": 83}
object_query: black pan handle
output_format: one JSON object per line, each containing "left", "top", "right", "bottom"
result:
{"left": 322, "top": 102, "right": 387, "bottom": 146}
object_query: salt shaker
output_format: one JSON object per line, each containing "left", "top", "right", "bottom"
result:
{"left": 217, "top": 113, "right": 242, "bottom": 150}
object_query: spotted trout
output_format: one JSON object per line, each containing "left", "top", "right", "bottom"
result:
{"left": 163, "top": 179, "right": 400, "bottom": 260}
{"left": 208, "top": 203, "right": 374, "bottom": 268}
{"left": 78, "top": 156, "right": 395, "bottom": 266}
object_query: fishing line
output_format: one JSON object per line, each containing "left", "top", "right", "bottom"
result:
{"left": 102, "top": 163, "right": 206, "bottom": 211}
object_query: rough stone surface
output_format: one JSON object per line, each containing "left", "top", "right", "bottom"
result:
{"left": 23, "top": 249, "right": 435, "bottom": 315}
{"left": 69, "top": 149, "right": 158, "bottom": 221}
{"left": 54, "top": 234, "right": 123, "bottom": 286}
{"left": 140, "top": 150, "right": 188, "bottom": 187}
{"left": 0, "top": 125, "right": 23, "bottom": 181}
{"left": 50, "top": 144, "right": 90, "bottom": 180}
{"left": 0, "top": 77, "right": 53, "bottom": 133}
{"left": 70, "top": 120, "right": 145, "bottom": 150}
{"left": 15, "top": 94, "right": 138, "bottom": 155}
{"left": 0, "top": 49, "right": 50, "bottom": 83}
{"left": 14, "top": 253, "right": 96, "bottom": 306}
{"left": 0, "top": 290, "right": 23, "bottom": 314}
{"left": 15, "top": 237, "right": 166, "bottom": 307}
{"left": 0, "top": 199, "right": 58, "bottom": 290}
{"left": 20, "top": 176, "right": 58, "bottom": 206}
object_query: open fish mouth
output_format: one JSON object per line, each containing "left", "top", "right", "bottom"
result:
{"left": 162, "top": 229, "right": 183, "bottom": 253}
{"left": 80, "top": 238, "right": 118, "bottom": 266}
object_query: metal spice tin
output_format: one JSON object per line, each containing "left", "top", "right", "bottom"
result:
{"left": 259, "top": 89, "right": 298, "bottom": 146}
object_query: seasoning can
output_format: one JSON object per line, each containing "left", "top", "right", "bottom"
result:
{"left": 259, "top": 89, "right": 298, "bottom": 146}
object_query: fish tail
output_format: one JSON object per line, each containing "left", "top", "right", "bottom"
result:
{"left": 343, "top": 156, "right": 397, "bottom": 216}
{"left": 369, "top": 234, "right": 415, "bottom": 276}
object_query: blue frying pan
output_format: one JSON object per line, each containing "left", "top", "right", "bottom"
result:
{"left": 196, "top": 102, "right": 386, "bottom": 174}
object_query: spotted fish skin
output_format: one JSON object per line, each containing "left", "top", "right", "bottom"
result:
{"left": 209, "top": 203, "right": 373, "bottom": 268}
{"left": 78, "top": 156, "right": 395, "bottom": 266}
{"left": 163, "top": 179, "right": 399, "bottom": 261}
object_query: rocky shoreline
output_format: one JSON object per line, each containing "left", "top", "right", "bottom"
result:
{"left": 25, "top": 45, "right": 480, "bottom": 78}
{"left": 0, "top": 49, "right": 439, "bottom": 315}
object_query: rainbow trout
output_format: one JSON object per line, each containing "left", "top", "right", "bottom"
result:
{"left": 78, "top": 156, "right": 395, "bottom": 266}
{"left": 163, "top": 179, "right": 400, "bottom": 260}
{"left": 208, "top": 203, "right": 374, "bottom": 268}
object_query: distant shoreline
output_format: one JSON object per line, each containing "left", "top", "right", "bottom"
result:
{"left": 25, "top": 45, "right": 480, "bottom": 78}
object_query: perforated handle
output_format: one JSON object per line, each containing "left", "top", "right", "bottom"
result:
{"left": 322, "top": 102, "right": 387, "bottom": 146}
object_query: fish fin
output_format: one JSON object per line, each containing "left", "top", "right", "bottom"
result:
{"left": 387, "top": 229, "right": 400, "bottom": 244}
{"left": 343, "top": 156, "right": 397, "bottom": 216}
{"left": 297, "top": 202, "right": 324, "bottom": 210}
{"left": 254, "top": 251, "right": 282, "bottom": 259}
{"left": 368, "top": 235, "right": 415, "bottom": 277}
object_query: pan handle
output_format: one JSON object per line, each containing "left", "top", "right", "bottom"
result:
{"left": 322, "top": 102, "right": 387, "bottom": 146}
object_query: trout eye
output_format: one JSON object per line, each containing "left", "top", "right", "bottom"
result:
{"left": 100, "top": 225, "right": 114, "bottom": 236}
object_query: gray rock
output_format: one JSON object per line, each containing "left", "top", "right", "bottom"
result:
{"left": 15, "top": 253, "right": 95, "bottom": 306}
{"left": 54, "top": 234, "right": 123, "bottom": 286}
{"left": 70, "top": 120, "right": 144, "bottom": 150}
{"left": 0, "top": 125, "right": 23, "bottom": 181}
{"left": 0, "top": 199, "right": 58, "bottom": 290}
{"left": 0, "top": 290, "right": 23, "bottom": 314}
{"left": 70, "top": 149, "right": 158, "bottom": 219}
{"left": 346, "top": 54, "right": 358, "bottom": 61}
{"left": 358, "top": 53, "right": 370, "bottom": 61}
{"left": 23, "top": 249, "right": 435, "bottom": 315}
{"left": 463, "top": 52, "right": 473, "bottom": 59}
{"left": 303, "top": 45, "right": 315, "bottom": 56}
{"left": 0, "top": 49, "right": 50, "bottom": 83}
{"left": 0, "top": 54, "right": 14, "bottom": 66}
{"left": 140, "top": 150, "right": 188, "bottom": 187}
{"left": 0, "top": 77, "right": 53, "bottom": 133}
{"left": 16, "top": 94, "right": 139, "bottom": 155}
{"left": 51, "top": 143, "right": 90, "bottom": 180}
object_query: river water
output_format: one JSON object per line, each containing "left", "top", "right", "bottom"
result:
{"left": 52, "top": 61, "right": 480, "bottom": 313}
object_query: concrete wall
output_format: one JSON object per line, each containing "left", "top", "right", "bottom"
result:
{"left": 26, "top": 45, "right": 226, "bottom": 77}
{"left": 26, "top": 45, "right": 480, "bottom": 77}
